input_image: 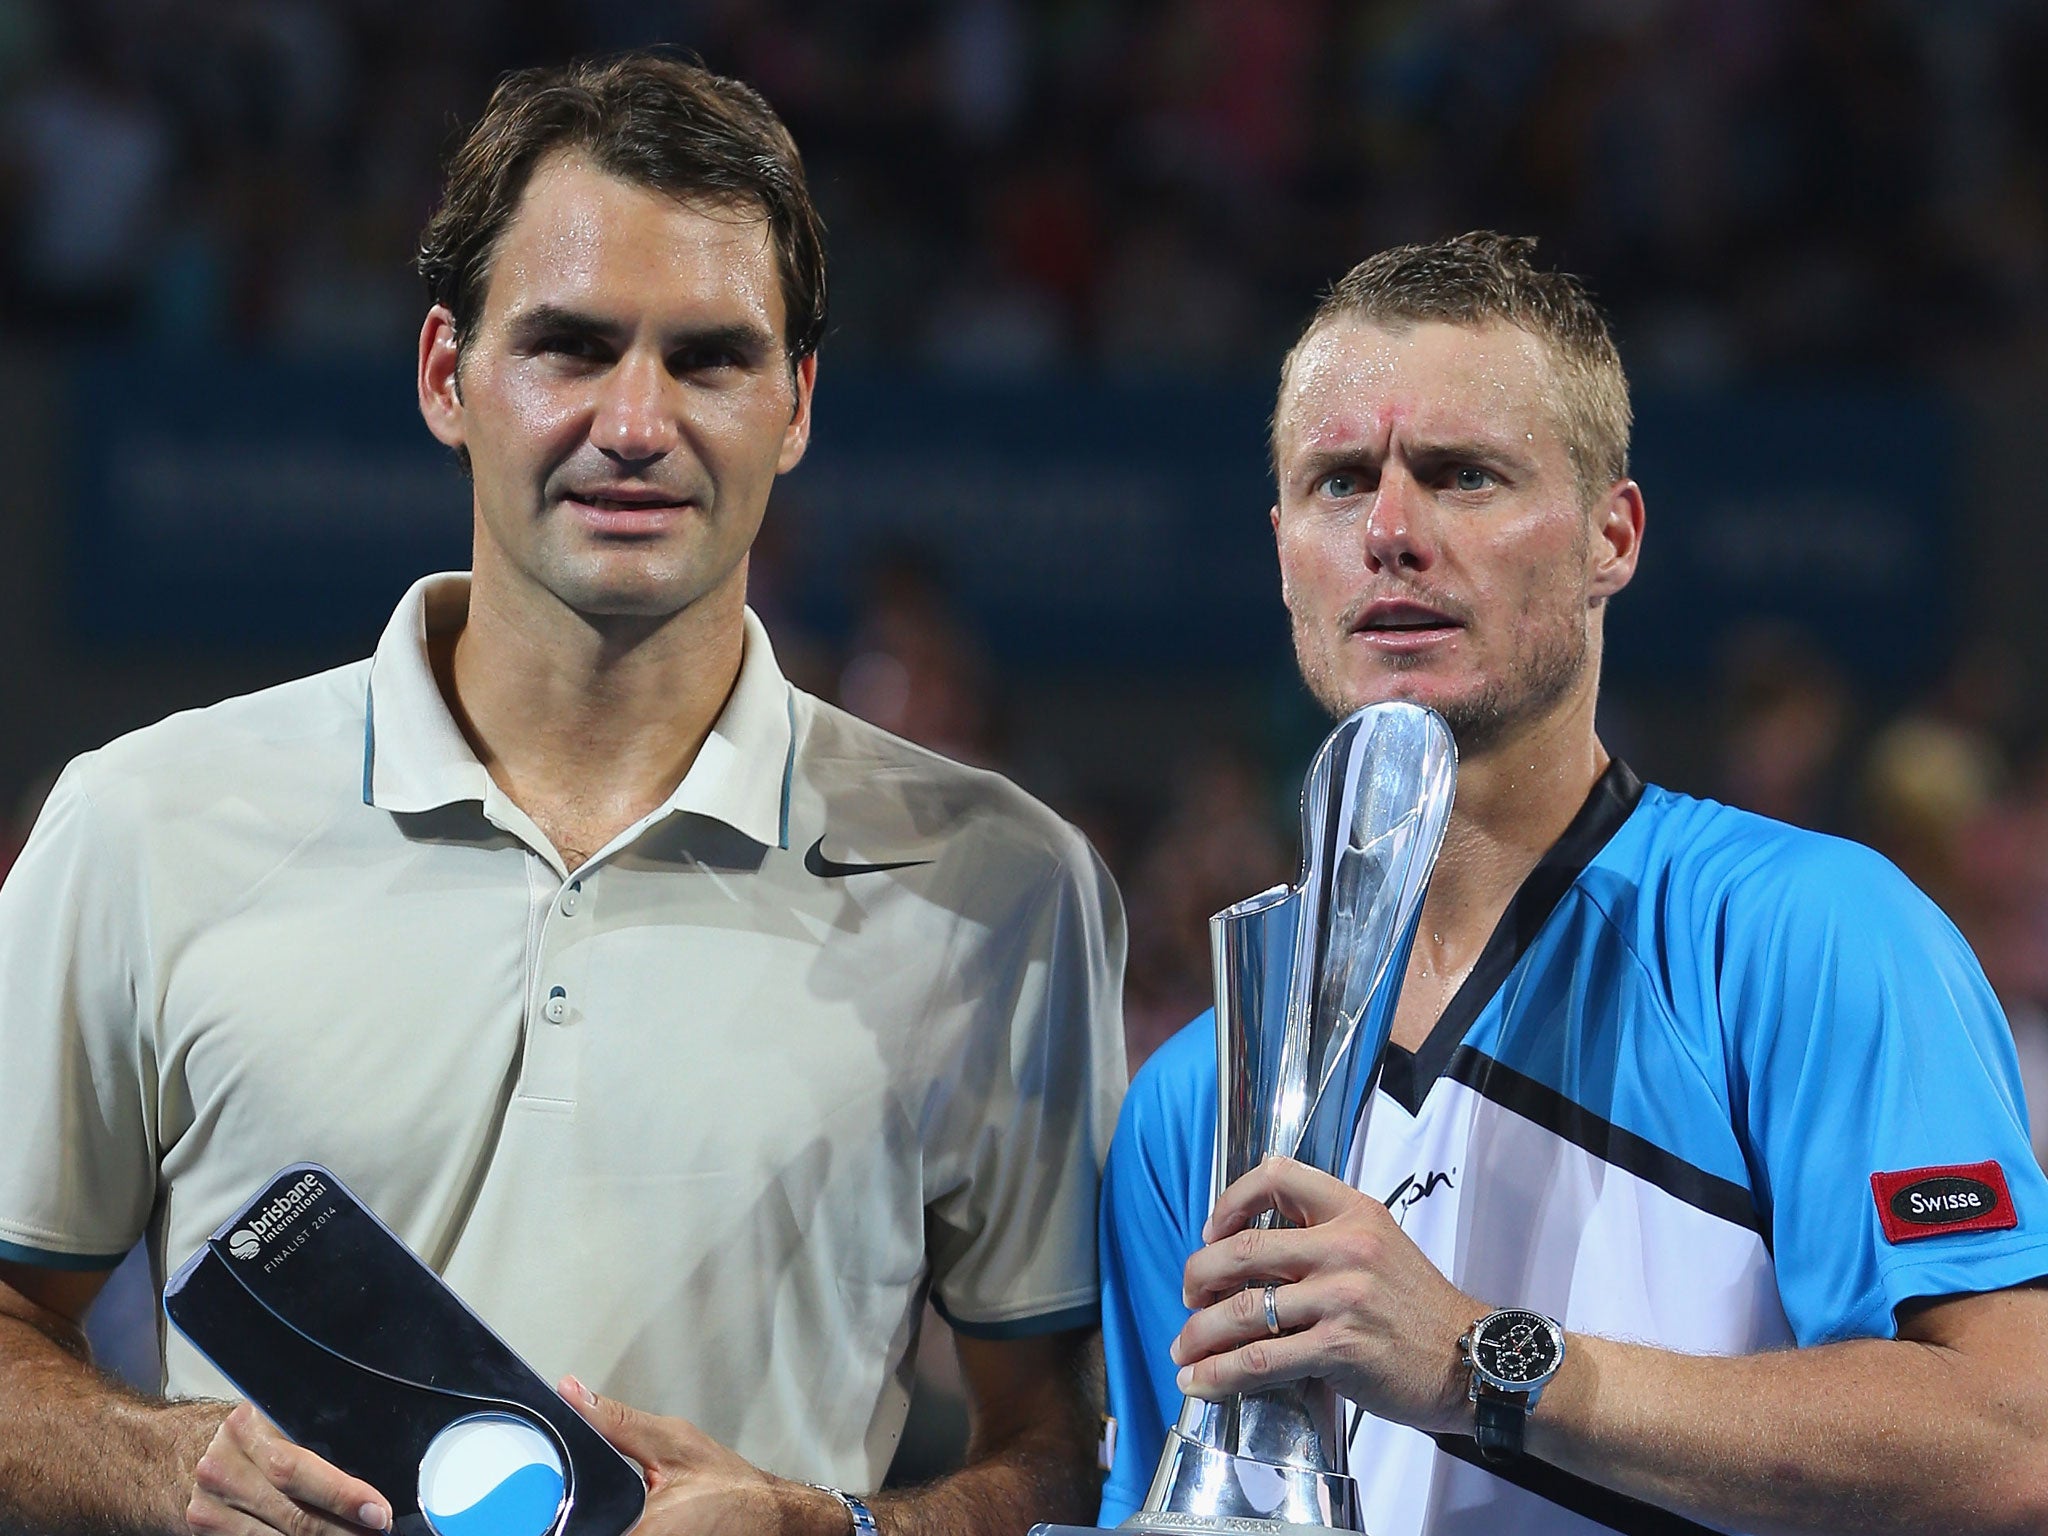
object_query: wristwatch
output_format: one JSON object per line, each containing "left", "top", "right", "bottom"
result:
{"left": 1459, "top": 1306, "right": 1566, "bottom": 1462}
{"left": 806, "top": 1484, "right": 881, "bottom": 1536}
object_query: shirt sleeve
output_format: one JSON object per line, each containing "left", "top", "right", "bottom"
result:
{"left": 924, "top": 827, "right": 1128, "bottom": 1337}
{"left": 1099, "top": 1016, "right": 1215, "bottom": 1526}
{"left": 0, "top": 758, "right": 160, "bottom": 1268}
{"left": 1720, "top": 834, "right": 2048, "bottom": 1345}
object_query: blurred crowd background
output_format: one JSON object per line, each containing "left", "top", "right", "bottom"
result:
{"left": 7, "top": 0, "right": 2048, "bottom": 1479}
{"left": 8, "top": 0, "right": 2048, "bottom": 373}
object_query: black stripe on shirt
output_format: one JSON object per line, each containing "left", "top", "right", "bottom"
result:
{"left": 1430, "top": 1433, "right": 1725, "bottom": 1536}
{"left": 1366, "top": 758, "right": 1764, "bottom": 1238}
{"left": 1443, "top": 1046, "right": 1765, "bottom": 1237}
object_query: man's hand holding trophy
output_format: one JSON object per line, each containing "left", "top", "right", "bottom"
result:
{"left": 1039, "top": 700, "right": 1456, "bottom": 1535}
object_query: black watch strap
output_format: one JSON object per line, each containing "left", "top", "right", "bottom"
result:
{"left": 1473, "top": 1390, "right": 1529, "bottom": 1462}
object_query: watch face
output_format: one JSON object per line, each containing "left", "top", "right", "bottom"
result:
{"left": 1472, "top": 1309, "right": 1562, "bottom": 1387}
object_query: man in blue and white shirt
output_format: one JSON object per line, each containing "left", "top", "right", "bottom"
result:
{"left": 1100, "top": 232, "right": 2048, "bottom": 1536}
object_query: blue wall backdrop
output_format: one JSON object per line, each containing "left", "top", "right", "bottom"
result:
{"left": 73, "top": 353, "right": 1947, "bottom": 692}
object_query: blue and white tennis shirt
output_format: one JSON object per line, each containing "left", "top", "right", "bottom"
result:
{"left": 1100, "top": 763, "right": 2048, "bottom": 1536}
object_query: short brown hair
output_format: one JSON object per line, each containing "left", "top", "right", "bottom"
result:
{"left": 417, "top": 51, "right": 827, "bottom": 364}
{"left": 1276, "top": 231, "right": 1629, "bottom": 500}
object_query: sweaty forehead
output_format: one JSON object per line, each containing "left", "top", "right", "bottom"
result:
{"left": 481, "top": 149, "right": 783, "bottom": 329}
{"left": 1276, "top": 317, "right": 1561, "bottom": 460}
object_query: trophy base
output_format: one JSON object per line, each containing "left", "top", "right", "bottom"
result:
{"left": 1027, "top": 1519, "right": 1346, "bottom": 1534}
{"left": 1125, "top": 1424, "right": 1363, "bottom": 1533}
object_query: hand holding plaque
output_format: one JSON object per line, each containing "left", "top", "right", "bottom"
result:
{"left": 164, "top": 1165, "right": 645, "bottom": 1536}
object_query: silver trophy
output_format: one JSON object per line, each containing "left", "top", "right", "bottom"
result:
{"left": 1037, "top": 702, "right": 1454, "bottom": 1536}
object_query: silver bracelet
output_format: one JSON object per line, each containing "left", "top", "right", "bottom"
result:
{"left": 805, "top": 1483, "right": 880, "bottom": 1536}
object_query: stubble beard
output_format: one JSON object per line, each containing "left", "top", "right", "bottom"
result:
{"left": 528, "top": 515, "right": 747, "bottom": 626}
{"left": 1294, "top": 603, "right": 1591, "bottom": 759}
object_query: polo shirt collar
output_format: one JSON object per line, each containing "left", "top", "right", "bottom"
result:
{"left": 363, "top": 573, "right": 796, "bottom": 851}
{"left": 662, "top": 604, "right": 796, "bottom": 851}
{"left": 362, "top": 573, "right": 488, "bottom": 814}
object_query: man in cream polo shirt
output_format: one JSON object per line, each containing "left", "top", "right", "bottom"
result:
{"left": 0, "top": 54, "right": 1124, "bottom": 1536}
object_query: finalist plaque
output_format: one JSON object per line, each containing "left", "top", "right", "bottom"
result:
{"left": 164, "top": 1164, "right": 645, "bottom": 1536}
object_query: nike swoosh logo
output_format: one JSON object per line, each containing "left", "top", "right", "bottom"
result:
{"left": 803, "top": 835, "right": 934, "bottom": 879}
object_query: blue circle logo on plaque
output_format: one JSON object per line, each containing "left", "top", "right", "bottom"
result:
{"left": 417, "top": 1413, "right": 566, "bottom": 1536}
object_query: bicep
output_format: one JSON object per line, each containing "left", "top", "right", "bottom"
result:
{"left": 1895, "top": 1281, "right": 2048, "bottom": 1428}
{"left": 954, "top": 1326, "right": 1099, "bottom": 1458}
{"left": 1897, "top": 1280, "right": 2048, "bottom": 1353}
{"left": 0, "top": 1259, "right": 114, "bottom": 1356}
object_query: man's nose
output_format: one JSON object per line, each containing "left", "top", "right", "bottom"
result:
{"left": 591, "top": 350, "right": 679, "bottom": 464}
{"left": 1363, "top": 467, "right": 1435, "bottom": 573}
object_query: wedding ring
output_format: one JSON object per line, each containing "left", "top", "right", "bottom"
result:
{"left": 1262, "top": 1282, "right": 1283, "bottom": 1337}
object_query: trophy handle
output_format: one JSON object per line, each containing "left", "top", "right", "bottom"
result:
{"left": 1280, "top": 706, "right": 1457, "bottom": 1181}
{"left": 1209, "top": 885, "right": 1297, "bottom": 1217}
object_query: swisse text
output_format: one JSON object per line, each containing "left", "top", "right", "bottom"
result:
{"left": 1890, "top": 1176, "right": 1997, "bottom": 1225}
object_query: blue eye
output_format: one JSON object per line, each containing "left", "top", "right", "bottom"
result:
{"left": 1321, "top": 472, "right": 1359, "bottom": 498}
{"left": 1454, "top": 467, "right": 1493, "bottom": 491}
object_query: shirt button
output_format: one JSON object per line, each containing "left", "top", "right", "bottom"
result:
{"left": 561, "top": 881, "right": 582, "bottom": 916}
{"left": 543, "top": 986, "right": 569, "bottom": 1024}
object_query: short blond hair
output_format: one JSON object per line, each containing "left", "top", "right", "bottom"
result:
{"left": 1276, "top": 231, "right": 1630, "bottom": 502}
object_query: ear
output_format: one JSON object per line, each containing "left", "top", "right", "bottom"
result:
{"left": 1587, "top": 479, "right": 1644, "bottom": 604}
{"left": 777, "top": 352, "right": 818, "bottom": 474}
{"left": 417, "top": 306, "right": 466, "bottom": 452}
{"left": 1270, "top": 502, "right": 1295, "bottom": 610}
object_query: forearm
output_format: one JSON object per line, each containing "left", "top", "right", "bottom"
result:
{"left": 1529, "top": 1330, "right": 2048, "bottom": 1536}
{"left": 847, "top": 1324, "right": 1101, "bottom": 1536}
{"left": 1184, "top": 1164, "right": 2048, "bottom": 1534}
{"left": 562, "top": 1328, "right": 1102, "bottom": 1536}
{"left": 0, "top": 1313, "right": 230, "bottom": 1536}
{"left": 865, "top": 1422, "right": 1098, "bottom": 1536}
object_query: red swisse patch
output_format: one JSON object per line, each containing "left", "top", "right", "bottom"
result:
{"left": 1871, "top": 1161, "right": 2017, "bottom": 1244}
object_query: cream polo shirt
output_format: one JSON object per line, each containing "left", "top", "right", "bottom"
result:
{"left": 0, "top": 573, "right": 1127, "bottom": 1488}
